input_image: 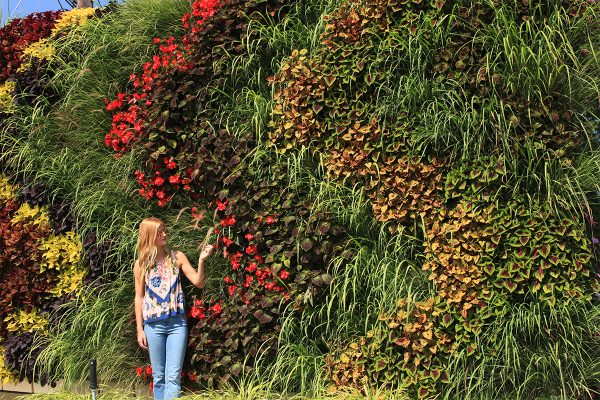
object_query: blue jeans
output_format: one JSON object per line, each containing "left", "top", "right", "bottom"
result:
{"left": 144, "top": 314, "right": 188, "bottom": 400}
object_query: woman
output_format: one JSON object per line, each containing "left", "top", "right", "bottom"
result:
{"left": 134, "top": 217, "right": 214, "bottom": 400}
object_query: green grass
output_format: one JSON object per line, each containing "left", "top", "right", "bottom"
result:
{"left": 443, "top": 301, "right": 600, "bottom": 400}
{"left": 16, "top": 387, "right": 411, "bottom": 400}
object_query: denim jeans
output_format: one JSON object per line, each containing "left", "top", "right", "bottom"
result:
{"left": 144, "top": 314, "right": 188, "bottom": 400}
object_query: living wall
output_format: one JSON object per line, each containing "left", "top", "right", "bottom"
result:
{"left": 0, "top": 7, "right": 113, "bottom": 386}
{"left": 0, "top": 0, "right": 599, "bottom": 399}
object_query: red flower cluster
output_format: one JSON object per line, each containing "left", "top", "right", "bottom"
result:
{"left": 188, "top": 299, "right": 223, "bottom": 320}
{"left": 0, "top": 11, "right": 62, "bottom": 81}
{"left": 133, "top": 160, "right": 193, "bottom": 207}
{"left": 104, "top": 0, "right": 224, "bottom": 208}
{"left": 135, "top": 364, "right": 154, "bottom": 391}
{"left": 104, "top": 36, "right": 192, "bottom": 157}
{"left": 214, "top": 205, "right": 289, "bottom": 302}
{"left": 182, "top": 0, "right": 221, "bottom": 32}
{"left": 135, "top": 364, "right": 152, "bottom": 378}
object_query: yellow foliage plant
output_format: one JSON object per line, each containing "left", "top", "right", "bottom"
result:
{"left": 0, "top": 175, "right": 18, "bottom": 205}
{"left": 19, "top": 8, "right": 96, "bottom": 72}
{"left": 11, "top": 203, "right": 51, "bottom": 229}
{"left": 0, "top": 346, "right": 18, "bottom": 385}
{"left": 38, "top": 232, "right": 87, "bottom": 297}
{"left": 0, "top": 81, "right": 16, "bottom": 114}
{"left": 4, "top": 309, "right": 49, "bottom": 334}
{"left": 51, "top": 7, "right": 97, "bottom": 36}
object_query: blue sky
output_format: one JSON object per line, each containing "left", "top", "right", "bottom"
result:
{"left": 2, "top": 0, "right": 68, "bottom": 23}
{"left": 1, "top": 0, "right": 116, "bottom": 25}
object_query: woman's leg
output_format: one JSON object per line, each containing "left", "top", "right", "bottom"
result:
{"left": 144, "top": 321, "right": 167, "bottom": 400}
{"left": 163, "top": 315, "right": 188, "bottom": 400}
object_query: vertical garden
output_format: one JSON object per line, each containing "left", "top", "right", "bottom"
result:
{"left": 1, "top": 0, "right": 599, "bottom": 399}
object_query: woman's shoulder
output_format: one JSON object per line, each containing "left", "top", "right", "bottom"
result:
{"left": 171, "top": 249, "right": 190, "bottom": 258}
{"left": 170, "top": 249, "right": 188, "bottom": 265}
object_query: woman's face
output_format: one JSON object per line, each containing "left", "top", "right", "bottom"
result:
{"left": 155, "top": 224, "right": 167, "bottom": 248}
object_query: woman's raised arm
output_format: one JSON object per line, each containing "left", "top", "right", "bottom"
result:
{"left": 177, "top": 245, "right": 213, "bottom": 288}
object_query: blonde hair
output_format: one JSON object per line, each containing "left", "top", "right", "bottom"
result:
{"left": 135, "top": 217, "right": 170, "bottom": 281}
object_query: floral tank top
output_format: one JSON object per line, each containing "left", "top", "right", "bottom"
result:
{"left": 142, "top": 250, "right": 185, "bottom": 324}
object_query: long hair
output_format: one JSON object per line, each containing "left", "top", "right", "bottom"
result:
{"left": 135, "top": 217, "right": 168, "bottom": 282}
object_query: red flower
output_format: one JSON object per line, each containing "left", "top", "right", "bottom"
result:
{"left": 220, "top": 215, "right": 236, "bottom": 226}
{"left": 190, "top": 306, "right": 205, "bottom": 319}
{"left": 136, "top": 367, "right": 143, "bottom": 377}
{"left": 188, "top": 372, "right": 197, "bottom": 381}
{"left": 224, "top": 276, "right": 233, "bottom": 284}
{"left": 154, "top": 176, "right": 164, "bottom": 186}
{"left": 168, "top": 175, "right": 180, "bottom": 184}
{"left": 227, "top": 285, "right": 237, "bottom": 296}
{"left": 245, "top": 262, "right": 257, "bottom": 273}
{"left": 216, "top": 198, "right": 228, "bottom": 211}
{"left": 182, "top": 13, "right": 191, "bottom": 29}
{"left": 245, "top": 233, "right": 254, "bottom": 241}
{"left": 153, "top": 37, "right": 161, "bottom": 44}
{"left": 245, "top": 245, "right": 258, "bottom": 255}
{"left": 265, "top": 216, "right": 276, "bottom": 224}
{"left": 145, "top": 365, "right": 152, "bottom": 375}
{"left": 221, "top": 236, "right": 233, "bottom": 247}
{"left": 279, "top": 269, "right": 289, "bottom": 280}
{"left": 211, "top": 303, "right": 223, "bottom": 315}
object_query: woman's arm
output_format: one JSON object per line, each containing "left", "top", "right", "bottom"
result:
{"left": 177, "top": 245, "right": 213, "bottom": 288}
{"left": 133, "top": 261, "right": 148, "bottom": 350}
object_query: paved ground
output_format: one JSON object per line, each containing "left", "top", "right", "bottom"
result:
{"left": 0, "top": 392, "right": 27, "bottom": 400}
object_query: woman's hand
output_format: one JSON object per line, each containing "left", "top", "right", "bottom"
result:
{"left": 199, "top": 243, "right": 214, "bottom": 262}
{"left": 137, "top": 329, "right": 148, "bottom": 350}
